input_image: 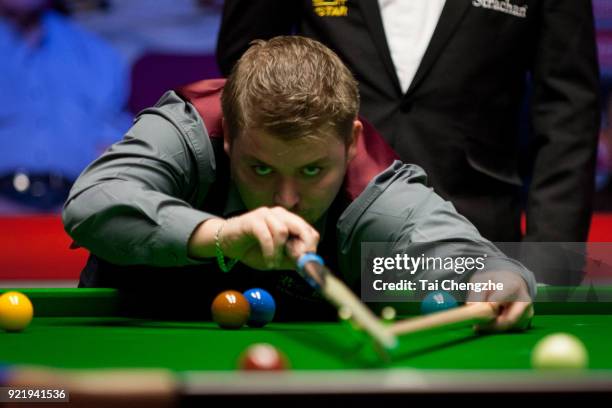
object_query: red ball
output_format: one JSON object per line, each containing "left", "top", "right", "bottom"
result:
{"left": 238, "top": 343, "right": 289, "bottom": 371}
{"left": 211, "top": 290, "right": 250, "bottom": 329}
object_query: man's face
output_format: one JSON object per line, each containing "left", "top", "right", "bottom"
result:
{"left": 225, "top": 122, "right": 360, "bottom": 224}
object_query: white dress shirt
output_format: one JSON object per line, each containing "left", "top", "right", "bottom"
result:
{"left": 378, "top": 0, "right": 446, "bottom": 93}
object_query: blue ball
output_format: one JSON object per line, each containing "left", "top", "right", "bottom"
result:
{"left": 421, "top": 291, "right": 458, "bottom": 315}
{"left": 243, "top": 288, "right": 276, "bottom": 328}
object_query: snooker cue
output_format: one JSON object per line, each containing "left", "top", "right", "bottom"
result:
{"left": 388, "top": 302, "right": 498, "bottom": 336}
{"left": 296, "top": 253, "right": 398, "bottom": 350}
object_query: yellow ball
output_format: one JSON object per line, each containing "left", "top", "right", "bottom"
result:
{"left": 531, "top": 333, "right": 588, "bottom": 370}
{"left": 0, "top": 291, "right": 34, "bottom": 332}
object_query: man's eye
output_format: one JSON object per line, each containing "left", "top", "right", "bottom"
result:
{"left": 302, "top": 166, "right": 321, "bottom": 177}
{"left": 253, "top": 165, "right": 273, "bottom": 176}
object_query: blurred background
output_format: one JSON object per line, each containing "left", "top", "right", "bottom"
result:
{"left": 0, "top": 0, "right": 611, "bottom": 286}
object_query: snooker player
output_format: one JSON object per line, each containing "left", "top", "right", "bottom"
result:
{"left": 63, "top": 36, "right": 535, "bottom": 331}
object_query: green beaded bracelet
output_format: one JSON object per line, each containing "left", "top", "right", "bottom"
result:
{"left": 215, "top": 222, "right": 238, "bottom": 273}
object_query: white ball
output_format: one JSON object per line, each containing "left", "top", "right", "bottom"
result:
{"left": 381, "top": 306, "right": 397, "bottom": 321}
{"left": 531, "top": 333, "right": 588, "bottom": 369}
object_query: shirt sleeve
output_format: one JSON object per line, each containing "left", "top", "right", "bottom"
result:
{"left": 400, "top": 184, "right": 537, "bottom": 299}
{"left": 343, "top": 166, "right": 537, "bottom": 299}
{"left": 62, "top": 97, "right": 218, "bottom": 267}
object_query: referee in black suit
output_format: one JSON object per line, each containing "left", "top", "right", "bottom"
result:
{"left": 216, "top": 0, "right": 600, "bottom": 285}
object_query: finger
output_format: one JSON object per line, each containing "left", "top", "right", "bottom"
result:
{"left": 263, "top": 212, "right": 290, "bottom": 267}
{"left": 493, "top": 301, "right": 532, "bottom": 332}
{"left": 467, "top": 300, "right": 501, "bottom": 333}
{"left": 285, "top": 237, "right": 311, "bottom": 261}
{"left": 476, "top": 296, "right": 532, "bottom": 333}
{"left": 471, "top": 287, "right": 509, "bottom": 332}
{"left": 285, "top": 230, "right": 319, "bottom": 260}
{"left": 467, "top": 273, "right": 509, "bottom": 302}
{"left": 465, "top": 271, "right": 500, "bottom": 303}
{"left": 248, "top": 218, "right": 276, "bottom": 268}
{"left": 515, "top": 302, "right": 534, "bottom": 330}
{"left": 465, "top": 287, "right": 489, "bottom": 304}
{"left": 270, "top": 207, "right": 316, "bottom": 234}
{"left": 270, "top": 208, "right": 320, "bottom": 257}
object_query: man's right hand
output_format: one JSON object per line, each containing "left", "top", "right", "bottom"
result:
{"left": 188, "top": 207, "right": 320, "bottom": 270}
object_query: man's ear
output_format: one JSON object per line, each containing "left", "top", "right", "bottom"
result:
{"left": 347, "top": 119, "right": 362, "bottom": 162}
{"left": 222, "top": 118, "right": 231, "bottom": 155}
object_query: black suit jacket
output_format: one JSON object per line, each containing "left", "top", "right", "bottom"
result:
{"left": 217, "top": 0, "right": 599, "bottom": 247}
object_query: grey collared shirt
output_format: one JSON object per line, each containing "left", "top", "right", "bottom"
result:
{"left": 63, "top": 90, "right": 536, "bottom": 299}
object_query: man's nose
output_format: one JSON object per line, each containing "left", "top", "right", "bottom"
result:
{"left": 273, "top": 179, "right": 300, "bottom": 210}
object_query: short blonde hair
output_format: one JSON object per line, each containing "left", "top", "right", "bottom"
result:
{"left": 221, "top": 36, "right": 359, "bottom": 144}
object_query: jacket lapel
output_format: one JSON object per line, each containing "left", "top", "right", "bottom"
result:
{"left": 405, "top": 0, "right": 472, "bottom": 96}
{"left": 355, "top": 0, "right": 402, "bottom": 93}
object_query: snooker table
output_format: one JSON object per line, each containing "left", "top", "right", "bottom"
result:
{"left": 1, "top": 287, "right": 612, "bottom": 406}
